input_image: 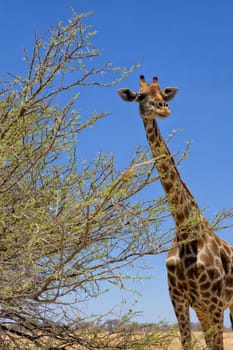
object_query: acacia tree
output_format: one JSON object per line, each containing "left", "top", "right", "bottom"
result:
{"left": 0, "top": 10, "right": 178, "bottom": 349}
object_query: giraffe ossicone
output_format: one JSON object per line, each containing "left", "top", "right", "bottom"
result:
{"left": 118, "top": 75, "right": 233, "bottom": 350}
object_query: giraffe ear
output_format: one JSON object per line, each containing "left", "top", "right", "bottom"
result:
{"left": 162, "top": 87, "right": 178, "bottom": 101}
{"left": 117, "top": 89, "right": 137, "bottom": 102}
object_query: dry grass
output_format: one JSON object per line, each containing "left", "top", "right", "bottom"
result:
{"left": 2, "top": 330, "right": 233, "bottom": 349}
{"left": 154, "top": 331, "right": 233, "bottom": 350}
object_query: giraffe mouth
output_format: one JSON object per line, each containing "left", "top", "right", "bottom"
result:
{"left": 155, "top": 107, "right": 171, "bottom": 118}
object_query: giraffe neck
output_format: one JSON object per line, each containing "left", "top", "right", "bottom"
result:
{"left": 143, "top": 118, "right": 205, "bottom": 239}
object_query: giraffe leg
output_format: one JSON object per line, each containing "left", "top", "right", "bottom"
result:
{"left": 170, "top": 297, "right": 191, "bottom": 350}
{"left": 206, "top": 306, "right": 224, "bottom": 350}
{"left": 195, "top": 308, "right": 214, "bottom": 348}
{"left": 211, "top": 310, "right": 224, "bottom": 350}
{"left": 195, "top": 307, "right": 224, "bottom": 350}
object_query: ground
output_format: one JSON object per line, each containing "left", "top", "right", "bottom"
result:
{"left": 163, "top": 332, "right": 233, "bottom": 350}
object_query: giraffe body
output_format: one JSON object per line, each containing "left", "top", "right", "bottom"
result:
{"left": 118, "top": 76, "right": 233, "bottom": 350}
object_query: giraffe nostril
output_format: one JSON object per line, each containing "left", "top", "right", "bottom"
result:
{"left": 158, "top": 102, "right": 163, "bottom": 108}
{"left": 165, "top": 103, "right": 168, "bottom": 107}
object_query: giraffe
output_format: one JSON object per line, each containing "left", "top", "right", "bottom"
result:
{"left": 118, "top": 75, "right": 233, "bottom": 350}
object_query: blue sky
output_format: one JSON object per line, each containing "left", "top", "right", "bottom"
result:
{"left": 1, "top": 0, "right": 233, "bottom": 325}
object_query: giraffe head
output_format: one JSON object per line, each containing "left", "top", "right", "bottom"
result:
{"left": 118, "top": 75, "right": 178, "bottom": 119}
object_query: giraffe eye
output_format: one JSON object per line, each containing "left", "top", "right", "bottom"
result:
{"left": 136, "top": 93, "right": 146, "bottom": 102}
